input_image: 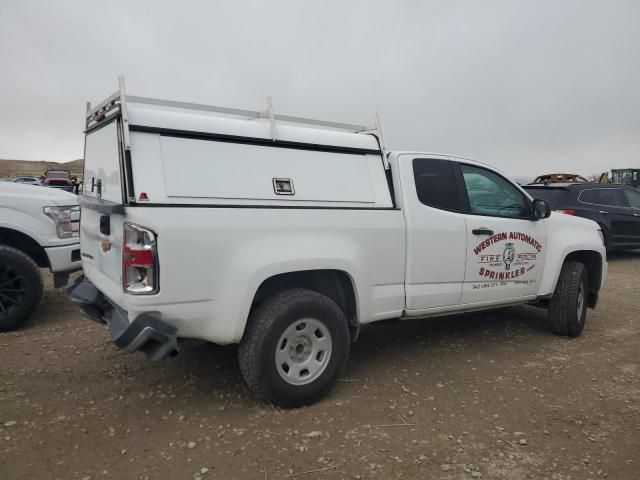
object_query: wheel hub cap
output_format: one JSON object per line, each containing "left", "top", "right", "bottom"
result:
{"left": 275, "top": 318, "right": 332, "bottom": 386}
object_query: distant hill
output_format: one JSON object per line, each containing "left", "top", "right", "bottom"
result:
{"left": 0, "top": 159, "right": 83, "bottom": 179}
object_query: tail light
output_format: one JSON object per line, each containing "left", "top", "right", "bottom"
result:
{"left": 123, "top": 223, "right": 158, "bottom": 294}
{"left": 554, "top": 209, "right": 575, "bottom": 215}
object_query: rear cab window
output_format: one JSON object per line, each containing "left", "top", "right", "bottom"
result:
{"left": 412, "top": 158, "right": 463, "bottom": 211}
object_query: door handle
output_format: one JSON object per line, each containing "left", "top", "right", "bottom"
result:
{"left": 599, "top": 210, "right": 608, "bottom": 214}
{"left": 472, "top": 228, "right": 494, "bottom": 236}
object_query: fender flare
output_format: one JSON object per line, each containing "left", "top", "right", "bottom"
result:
{"left": 234, "top": 262, "right": 362, "bottom": 342}
{"left": 541, "top": 248, "right": 604, "bottom": 299}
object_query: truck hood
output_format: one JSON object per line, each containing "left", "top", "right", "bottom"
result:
{"left": 0, "top": 183, "right": 78, "bottom": 207}
{"left": 548, "top": 210, "right": 601, "bottom": 230}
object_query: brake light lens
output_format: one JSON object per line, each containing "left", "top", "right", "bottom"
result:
{"left": 554, "top": 209, "right": 575, "bottom": 215}
{"left": 122, "top": 223, "right": 158, "bottom": 294}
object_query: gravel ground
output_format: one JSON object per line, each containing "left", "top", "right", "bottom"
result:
{"left": 1, "top": 253, "right": 639, "bottom": 480}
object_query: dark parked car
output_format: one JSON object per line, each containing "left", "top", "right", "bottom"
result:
{"left": 524, "top": 183, "right": 640, "bottom": 252}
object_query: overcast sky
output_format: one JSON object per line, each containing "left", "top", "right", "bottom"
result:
{"left": 1, "top": 0, "right": 638, "bottom": 180}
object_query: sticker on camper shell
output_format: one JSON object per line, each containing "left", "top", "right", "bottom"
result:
{"left": 473, "top": 231, "right": 543, "bottom": 281}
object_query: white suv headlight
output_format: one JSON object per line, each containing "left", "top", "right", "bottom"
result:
{"left": 43, "top": 205, "right": 80, "bottom": 239}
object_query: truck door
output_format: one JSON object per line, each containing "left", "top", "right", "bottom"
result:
{"left": 580, "top": 188, "right": 637, "bottom": 248}
{"left": 457, "top": 163, "right": 547, "bottom": 305}
{"left": 398, "top": 156, "right": 468, "bottom": 311}
{"left": 621, "top": 188, "right": 640, "bottom": 246}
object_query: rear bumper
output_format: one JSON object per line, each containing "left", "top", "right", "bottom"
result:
{"left": 68, "top": 275, "right": 179, "bottom": 360}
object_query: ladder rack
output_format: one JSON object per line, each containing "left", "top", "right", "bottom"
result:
{"left": 85, "top": 76, "right": 387, "bottom": 153}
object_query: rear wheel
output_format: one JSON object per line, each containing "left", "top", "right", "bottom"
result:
{"left": 0, "top": 246, "right": 43, "bottom": 331}
{"left": 548, "top": 261, "right": 587, "bottom": 337}
{"left": 238, "top": 288, "right": 350, "bottom": 407}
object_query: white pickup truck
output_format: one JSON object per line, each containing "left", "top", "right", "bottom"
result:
{"left": 1, "top": 183, "right": 81, "bottom": 330}
{"left": 69, "top": 79, "right": 607, "bottom": 407}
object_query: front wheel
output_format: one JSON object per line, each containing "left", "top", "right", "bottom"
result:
{"left": 0, "top": 245, "right": 43, "bottom": 331}
{"left": 238, "top": 288, "right": 350, "bottom": 407}
{"left": 548, "top": 261, "right": 587, "bottom": 337}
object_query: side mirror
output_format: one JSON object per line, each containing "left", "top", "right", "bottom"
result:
{"left": 532, "top": 198, "right": 551, "bottom": 220}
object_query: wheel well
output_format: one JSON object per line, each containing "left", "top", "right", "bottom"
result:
{"left": 0, "top": 228, "right": 48, "bottom": 268}
{"left": 564, "top": 250, "right": 602, "bottom": 308}
{"left": 252, "top": 270, "right": 358, "bottom": 332}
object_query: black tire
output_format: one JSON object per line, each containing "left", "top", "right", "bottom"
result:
{"left": 238, "top": 288, "right": 350, "bottom": 408}
{"left": 548, "top": 261, "right": 587, "bottom": 337}
{"left": 0, "top": 245, "right": 43, "bottom": 331}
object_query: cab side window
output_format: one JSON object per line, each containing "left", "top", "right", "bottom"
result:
{"left": 460, "top": 164, "right": 528, "bottom": 218}
{"left": 623, "top": 188, "right": 640, "bottom": 208}
{"left": 579, "top": 189, "right": 626, "bottom": 207}
{"left": 413, "top": 158, "right": 463, "bottom": 211}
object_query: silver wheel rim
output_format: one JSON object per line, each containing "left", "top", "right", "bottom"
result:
{"left": 275, "top": 318, "right": 332, "bottom": 386}
{"left": 576, "top": 280, "right": 585, "bottom": 322}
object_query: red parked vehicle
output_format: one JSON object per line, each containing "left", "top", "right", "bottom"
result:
{"left": 42, "top": 169, "right": 73, "bottom": 192}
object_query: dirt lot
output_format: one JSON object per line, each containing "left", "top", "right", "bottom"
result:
{"left": 1, "top": 254, "right": 638, "bottom": 480}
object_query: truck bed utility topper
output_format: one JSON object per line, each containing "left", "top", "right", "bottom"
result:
{"left": 71, "top": 77, "right": 607, "bottom": 407}
{"left": 83, "top": 77, "right": 390, "bottom": 209}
